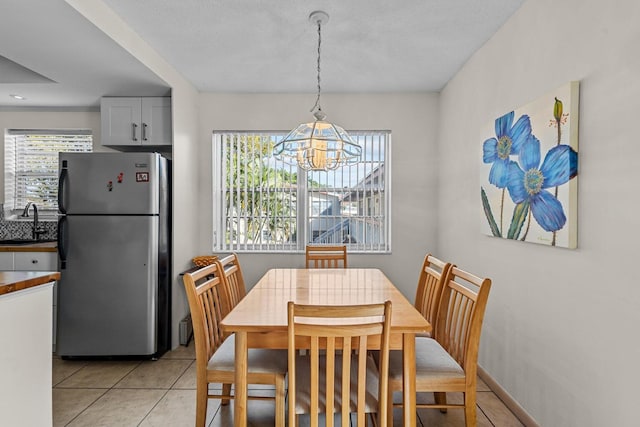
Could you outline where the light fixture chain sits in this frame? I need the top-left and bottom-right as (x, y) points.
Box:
(275, 10), (362, 171)
(311, 18), (322, 114)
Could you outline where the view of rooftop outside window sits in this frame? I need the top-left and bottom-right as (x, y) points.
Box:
(213, 131), (390, 253)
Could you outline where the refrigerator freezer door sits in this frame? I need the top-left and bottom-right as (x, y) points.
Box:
(59, 152), (161, 215)
(57, 215), (158, 356)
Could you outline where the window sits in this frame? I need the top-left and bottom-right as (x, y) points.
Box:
(4, 129), (93, 215)
(213, 131), (390, 253)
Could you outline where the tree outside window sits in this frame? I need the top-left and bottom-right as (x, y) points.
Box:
(214, 131), (390, 253)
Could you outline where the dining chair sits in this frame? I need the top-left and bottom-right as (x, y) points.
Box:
(305, 245), (348, 268)
(214, 253), (246, 314)
(413, 254), (453, 337)
(183, 263), (287, 427)
(371, 254), (451, 370)
(213, 253), (253, 401)
(387, 266), (492, 427)
(287, 301), (392, 427)
(371, 254), (450, 371)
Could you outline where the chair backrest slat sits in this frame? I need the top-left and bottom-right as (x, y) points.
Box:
(414, 254), (452, 334)
(305, 245), (348, 268)
(435, 266), (491, 375)
(288, 301), (391, 427)
(215, 253), (247, 314)
(182, 263), (229, 366)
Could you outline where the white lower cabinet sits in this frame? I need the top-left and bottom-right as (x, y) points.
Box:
(0, 284), (54, 426)
(0, 252), (14, 270)
(2, 251), (58, 351)
(14, 252), (57, 270)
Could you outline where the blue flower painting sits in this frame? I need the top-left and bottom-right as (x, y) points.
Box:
(483, 111), (531, 188)
(481, 82), (579, 248)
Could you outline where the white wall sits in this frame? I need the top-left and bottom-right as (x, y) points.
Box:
(198, 93), (439, 298)
(437, 0), (640, 425)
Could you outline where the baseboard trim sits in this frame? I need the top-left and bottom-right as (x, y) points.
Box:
(477, 365), (540, 427)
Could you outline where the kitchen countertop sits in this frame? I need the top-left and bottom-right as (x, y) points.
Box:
(0, 242), (57, 252)
(0, 271), (61, 296)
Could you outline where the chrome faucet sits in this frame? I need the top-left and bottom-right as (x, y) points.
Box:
(21, 202), (32, 218)
(20, 202), (45, 240)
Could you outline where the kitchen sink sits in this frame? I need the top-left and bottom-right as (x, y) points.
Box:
(0, 239), (57, 245)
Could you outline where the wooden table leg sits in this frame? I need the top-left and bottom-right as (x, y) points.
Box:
(234, 331), (248, 426)
(402, 333), (417, 427)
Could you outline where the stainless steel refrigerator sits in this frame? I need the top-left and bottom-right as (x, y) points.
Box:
(56, 152), (170, 358)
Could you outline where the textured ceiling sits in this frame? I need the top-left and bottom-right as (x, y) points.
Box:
(0, 0), (170, 108)
(0, 0), (524, 107)
(103, 0), (525, 93)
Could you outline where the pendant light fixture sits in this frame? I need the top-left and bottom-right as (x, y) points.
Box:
(273, 11), (361, 171)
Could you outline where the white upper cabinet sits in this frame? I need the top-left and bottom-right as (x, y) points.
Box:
(101, 97), (172, 146)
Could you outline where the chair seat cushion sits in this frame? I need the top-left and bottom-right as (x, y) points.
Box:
(389, 337), (464, 381)
(293, 353), (380, 415)
(415, 331), (432, 338)
(208, 335), (288, 374)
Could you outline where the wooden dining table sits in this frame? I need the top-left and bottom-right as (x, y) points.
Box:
(220, 268), (431, 426)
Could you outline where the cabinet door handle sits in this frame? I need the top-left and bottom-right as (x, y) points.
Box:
(142, 123), (148, 141)
(132, 123), (138, 141)
(32, 259), (38, 264)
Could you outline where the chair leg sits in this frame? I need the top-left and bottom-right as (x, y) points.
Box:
(387, 388), (394, 427)
(288, 395), (296, 427)
(464, 391), (477, 427)
(434, 392), (448, 413)
(221, 383), (232, 405)
(275, 375), (286, 427)
(195, 379), (208, 427)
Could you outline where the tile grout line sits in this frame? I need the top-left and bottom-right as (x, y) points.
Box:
(136, 388), (171, 426)
(477, 390), (497, 427)
(207, 400), (223, 427)
(112, 360), (144, 388)
(416, 408), (426, 427)
(57, 360), (142, 426)
(53, 348), (197, 426)
(132, 358), (195, 426)
(62, 389), (108, 427)
(168, 359), (195, 390)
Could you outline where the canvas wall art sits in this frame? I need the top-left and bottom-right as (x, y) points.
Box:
(481, 81), (579, 248)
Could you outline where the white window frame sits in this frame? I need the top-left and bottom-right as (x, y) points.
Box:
(212, 130), (391, 253)
(4, 129), (93, 216)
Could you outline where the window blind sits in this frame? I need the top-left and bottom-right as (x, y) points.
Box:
(4, 129), (93, 212)
(213, 130), (390, 253)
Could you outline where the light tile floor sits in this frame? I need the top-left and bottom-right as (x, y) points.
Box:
(53, 341), (524, 426)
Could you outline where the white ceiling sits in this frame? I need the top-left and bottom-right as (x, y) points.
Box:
(0, 0), (524, 108)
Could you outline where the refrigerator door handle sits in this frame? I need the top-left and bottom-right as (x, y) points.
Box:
(58, 160), (68, 214)
(58, 216), (68, 269)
